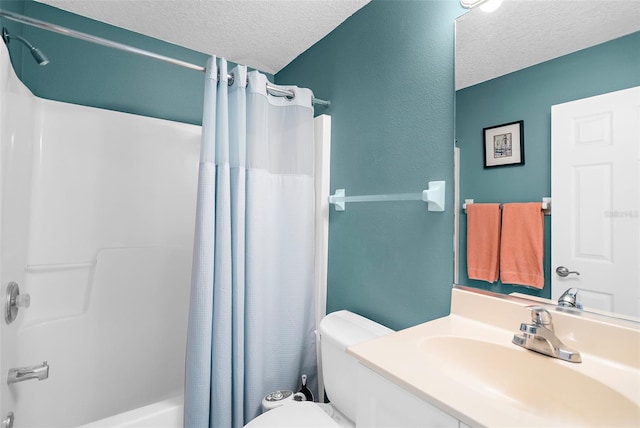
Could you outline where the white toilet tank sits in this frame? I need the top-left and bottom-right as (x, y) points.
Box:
(319, 310), (393, 422)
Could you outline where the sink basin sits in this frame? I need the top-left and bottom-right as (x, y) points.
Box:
(348, 287), (640, 427)
(420, 336), (640, 426)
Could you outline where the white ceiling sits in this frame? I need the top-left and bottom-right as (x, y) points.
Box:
(456, 0), (640, 90)
(35, 0), (371, 74)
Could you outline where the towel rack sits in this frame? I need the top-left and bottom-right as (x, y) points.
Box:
(462, 197), (551, 216)
(328, 181), (446, 212)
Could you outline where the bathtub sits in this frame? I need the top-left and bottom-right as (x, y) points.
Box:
(80, 396), (183, 428)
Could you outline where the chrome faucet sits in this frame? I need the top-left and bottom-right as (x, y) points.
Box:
(558, 287), (582, 309)
(512, 306), (581, 363)
(7, 361), (49, 385)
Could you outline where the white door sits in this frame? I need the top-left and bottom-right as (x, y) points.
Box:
(551, 86), (640, 317)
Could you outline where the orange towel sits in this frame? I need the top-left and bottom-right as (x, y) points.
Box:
(467, 204), (501, 283)
(500, 203), (545, 289)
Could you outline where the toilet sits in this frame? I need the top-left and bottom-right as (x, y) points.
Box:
(244, 310), (394, 427)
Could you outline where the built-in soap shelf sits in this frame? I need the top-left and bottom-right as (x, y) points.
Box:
(328, 181), (446, 212)
(462, 197), (551, 216)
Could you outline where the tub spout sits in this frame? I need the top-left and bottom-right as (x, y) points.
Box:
(7, 361), (49, 385)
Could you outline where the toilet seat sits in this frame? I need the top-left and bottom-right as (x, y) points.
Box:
(244, 402), (349, 428)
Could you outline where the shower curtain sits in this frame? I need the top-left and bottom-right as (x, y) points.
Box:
(184, 57), (317, 428)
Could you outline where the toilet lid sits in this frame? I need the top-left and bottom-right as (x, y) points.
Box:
(244, 402), (340, 428)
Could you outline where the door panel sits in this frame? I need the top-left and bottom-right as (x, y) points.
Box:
(552, 86), (640, 317)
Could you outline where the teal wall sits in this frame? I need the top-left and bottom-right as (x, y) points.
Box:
(277, 0), (463, 330)
(1, 0), (208, 124)
(3, 0), (464, 330)
(456, 32), (640, 298)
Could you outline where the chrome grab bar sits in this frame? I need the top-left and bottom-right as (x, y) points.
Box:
(7, 361), (49, 385)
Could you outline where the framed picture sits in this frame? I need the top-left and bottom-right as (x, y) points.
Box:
(483, 120), (524, 168)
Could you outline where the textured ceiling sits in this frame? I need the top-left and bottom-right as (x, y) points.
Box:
(35, 0), (371, 74)
(456, 0), (640, 90)
(33, 1), (640, 84)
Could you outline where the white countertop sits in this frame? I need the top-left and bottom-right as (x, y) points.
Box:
(348, 287), (640, 427)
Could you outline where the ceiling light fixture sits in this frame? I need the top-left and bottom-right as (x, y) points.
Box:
(460, 0), (487, 8)
(460, 0), (503, 12)
(480, 0), (503, 13)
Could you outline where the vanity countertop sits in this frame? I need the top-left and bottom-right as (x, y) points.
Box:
(348, 286), (640, 427)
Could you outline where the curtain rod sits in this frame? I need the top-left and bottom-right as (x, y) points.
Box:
(0, 9), (330, 107)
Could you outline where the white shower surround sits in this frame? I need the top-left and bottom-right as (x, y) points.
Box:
(0, 41), (201, 426)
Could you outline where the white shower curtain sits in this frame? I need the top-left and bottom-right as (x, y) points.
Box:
(184, 57), (317, 428)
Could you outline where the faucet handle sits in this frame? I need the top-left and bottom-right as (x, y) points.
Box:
(528, 306), (553, 328)
(5, 282), (29, 325)
(15, 293), (30, 308)
(558, 287), (582, 309)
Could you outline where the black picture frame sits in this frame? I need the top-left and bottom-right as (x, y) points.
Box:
(483, 120), (524, 168)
